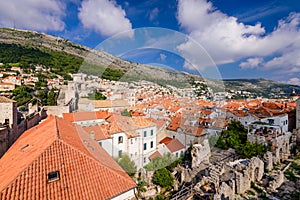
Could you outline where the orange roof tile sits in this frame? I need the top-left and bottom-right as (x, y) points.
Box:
(83, 125), (111, 140)
(160, 137), (173, 145)
(165, 139), (185, 153)
(149, 151), (162, 160)
(62, 110), (111, 122)
(0, 116), (136, 200)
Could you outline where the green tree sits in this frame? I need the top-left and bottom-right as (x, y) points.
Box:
(216, 120), (269, 158)
(88, 91), (106, 100)
(116, 154), (136, 177)
(153, 168), (173, 188)
(121, 109), (131, 117)
(145, 153), (178, 171)
(47, 89), (58, 106)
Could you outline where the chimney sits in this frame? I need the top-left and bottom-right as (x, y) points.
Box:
(90, 131), (95, 140)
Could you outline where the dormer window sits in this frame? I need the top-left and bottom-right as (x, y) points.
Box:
(47, 171), (60, 183)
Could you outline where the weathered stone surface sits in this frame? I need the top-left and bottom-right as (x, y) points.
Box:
(191, 139), (211, 168)
(215, 180), (235, 200)
(268, 171), (285, 192)
(264, 151), (273, 171)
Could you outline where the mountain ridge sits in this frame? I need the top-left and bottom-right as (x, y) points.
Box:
(0, 28), (299, 98)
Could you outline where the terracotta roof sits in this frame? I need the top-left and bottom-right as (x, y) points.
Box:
(132, 117), (155, 128)
(160, 137), (173, 145)
(83, 125), (111, 140)
(149, 151), (162, 160)
(130, 110), (146, 117)
(0, 116), (136, 200)
(165, 139), (185, 153)
(0, 96), (16, 103)
(181, 125), (204, 137)
(152, 119), (167, 131)
(62, 110), (111, 122)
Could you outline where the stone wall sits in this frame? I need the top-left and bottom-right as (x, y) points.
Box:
(191, 139), (211, 168)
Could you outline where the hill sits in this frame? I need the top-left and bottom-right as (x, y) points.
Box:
(0, 28), (193, 87)
(223, 78), (300, 99)
(0, 28), (299, 98)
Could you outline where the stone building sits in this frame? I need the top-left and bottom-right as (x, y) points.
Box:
(0, 96), (17, 130)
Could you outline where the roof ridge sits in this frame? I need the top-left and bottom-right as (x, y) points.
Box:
(54, 116), (60, 139)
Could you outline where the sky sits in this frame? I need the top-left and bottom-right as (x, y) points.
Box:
(0, 0), (300, 84)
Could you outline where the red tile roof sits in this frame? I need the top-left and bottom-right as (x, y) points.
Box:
(160, 137), (173, 145)
(83, 124), (111, 140)
(165, 139), (185, 153)
(62, 110), (111, 122)
(149, 151), (162, 160)
(0, 116), (136, 200)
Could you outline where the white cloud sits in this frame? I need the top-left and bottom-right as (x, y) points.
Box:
(0, 0), (65, 31)
(159, 53), (167, 61)
(149, 8), (159, 21)
(287, 77), (300, 86)
(78, 0), (133, 37)
(177, 0), (300, 71)
(240, 57), (264, 69)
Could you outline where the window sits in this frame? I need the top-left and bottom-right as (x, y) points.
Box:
(118, 150), (122, 157)
(144, 143), (147, 150)
(180, 151), (184, 157)
(144, 131), (147, 137)
(47, 171), (60, 183)
(151, 129), (153, 136)
(144, 157), (147, 163)
(268, 119), (274, 125)
(176, 152), (179, 157)
(150, 141), (153, 148)
(118, 136), (123, 144)
(99, 142), (102, 147)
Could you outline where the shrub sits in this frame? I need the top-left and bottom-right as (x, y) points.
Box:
(116, 154), (136, 177)
(284, 170), (297, 181)
(246, 190), (255, 196)
(153, 168), (173, 188)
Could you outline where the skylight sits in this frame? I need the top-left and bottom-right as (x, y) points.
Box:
(47, 171), (60, 183)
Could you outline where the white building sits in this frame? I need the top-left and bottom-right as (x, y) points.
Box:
(82, 115), (157, 169)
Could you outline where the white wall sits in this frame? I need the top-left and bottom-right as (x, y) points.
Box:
(110, 188), (136, 200)
(97, 125), (157, 169)
(260, 114), (288, 133)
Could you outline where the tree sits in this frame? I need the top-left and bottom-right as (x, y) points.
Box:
(47, 89), (58, 106)
(216, 120), (269, 158)
(116, 154), (136, 177)
(88, 91), (106, 100)
(153, 168), (173, 188)
(121, 109), (131, 117)
(145, 153), (178, 171)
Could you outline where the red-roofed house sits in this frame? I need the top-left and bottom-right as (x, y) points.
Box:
(0, 116), (136, 200)
(62, 110), (111, 126)
(156, 138), (185, 158)
(78, 114), (157, 169)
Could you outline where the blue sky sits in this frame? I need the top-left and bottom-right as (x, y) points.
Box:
(1, 0), (300, 84)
